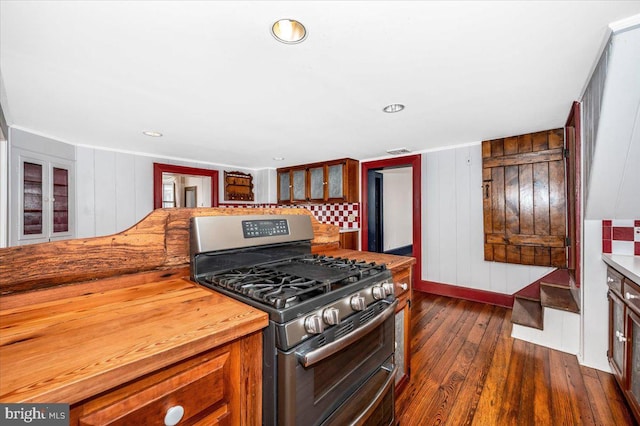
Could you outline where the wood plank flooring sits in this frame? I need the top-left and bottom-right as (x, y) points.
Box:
(396, 292), (635, 425)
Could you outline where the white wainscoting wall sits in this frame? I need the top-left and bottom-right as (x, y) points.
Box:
(422, 143), (554, 294)
(76, 145), (264, 238)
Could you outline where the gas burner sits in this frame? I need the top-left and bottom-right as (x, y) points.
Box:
(202, 255), (386, 310)
(204, 266), (332, 309)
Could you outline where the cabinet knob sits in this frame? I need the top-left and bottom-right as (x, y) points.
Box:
(616, 330), (628, 343)
(164, 405), (185, 426)
(626, 292), (639, 300)
(400, 283), (408, 291)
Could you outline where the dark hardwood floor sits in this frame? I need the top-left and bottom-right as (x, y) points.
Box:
(395, 292), (636, 425)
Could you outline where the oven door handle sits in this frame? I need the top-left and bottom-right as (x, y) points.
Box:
(297, 299), (398, 368)
(352, 363), (397, 426)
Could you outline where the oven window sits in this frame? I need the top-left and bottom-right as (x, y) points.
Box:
(314, 324), (385, 401)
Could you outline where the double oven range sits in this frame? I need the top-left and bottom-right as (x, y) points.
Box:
(190, 215), (397, 425)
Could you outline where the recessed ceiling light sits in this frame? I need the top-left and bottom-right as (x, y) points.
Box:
(143, 131), (163, 137)
(273, 156), (285, 161)
(383, 104), (405, 113)
(272, 19), (307, 44)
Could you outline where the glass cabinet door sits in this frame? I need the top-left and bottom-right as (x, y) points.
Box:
(52, 167), (69, 233)
(23, 161), (44, 237)
(327, 163), (344, 199)
(309, 166), (325, 201)
(278, 171), (291, 202)
(628, 310), (640, 408)
(610, 291), (626, 379)
(12, 149), (75, 245)
(292, 168), (307, 202)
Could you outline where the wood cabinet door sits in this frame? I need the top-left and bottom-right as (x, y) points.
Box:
(291, 167), (308, 202)
(610, 290), (627, 384)
(482, 128), (567, 267)
(308, 165), (327, 202)
(627, 308), (640, 417)
(277, 170), (291, 203)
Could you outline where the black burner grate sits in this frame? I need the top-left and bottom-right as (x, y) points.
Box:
(202, 255), (386, 309)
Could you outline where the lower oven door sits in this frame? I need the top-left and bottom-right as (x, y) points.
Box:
(277, 299), (397, 426)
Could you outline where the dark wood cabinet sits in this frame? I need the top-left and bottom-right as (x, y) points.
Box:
(393, 265), (412, 395)
(277, 158), (359, 204)
(339, 230), (359, 250)
(607, 266), (640, 421)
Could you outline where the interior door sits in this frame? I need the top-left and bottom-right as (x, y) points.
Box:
(565, 102), (581, 286)
(482, 128), (567, 267)
(367, 171), (383, 252)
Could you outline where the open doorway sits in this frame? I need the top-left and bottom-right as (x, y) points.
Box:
(367, 168), (413, 255)
(361, 154), (422, 282)
(153, 163), (219, 209)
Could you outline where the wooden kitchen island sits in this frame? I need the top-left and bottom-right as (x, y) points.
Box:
(0, 207), (416, 424)
(0, 267), (268, 425)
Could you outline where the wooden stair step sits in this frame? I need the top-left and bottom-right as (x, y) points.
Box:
(513, 280), (541, 302)
(539, 269), (571, 288)
(511, 296), (543, 330)
(540, 283), (580, 313)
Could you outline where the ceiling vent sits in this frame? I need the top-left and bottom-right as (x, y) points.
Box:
(386, 148), (411, 155)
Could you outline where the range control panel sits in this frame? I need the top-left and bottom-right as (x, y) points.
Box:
(242, 219), (290, 238)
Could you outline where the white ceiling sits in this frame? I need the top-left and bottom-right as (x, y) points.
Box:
(1, 1), (640, 169)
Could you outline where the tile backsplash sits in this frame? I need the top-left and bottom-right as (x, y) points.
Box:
(602, 219), (640, 256)
(218, 203), (360, 229)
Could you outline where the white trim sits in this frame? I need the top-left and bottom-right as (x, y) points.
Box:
(360, 140), (481, 163)
(609, 13), (640, 34)
(0, 139), (7, 248)
(9, 124), (267, 171)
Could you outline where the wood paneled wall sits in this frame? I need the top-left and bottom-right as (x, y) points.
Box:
(423, 144), (554, 295)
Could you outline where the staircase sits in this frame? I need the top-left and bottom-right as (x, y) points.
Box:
(510, 269), (580, 354)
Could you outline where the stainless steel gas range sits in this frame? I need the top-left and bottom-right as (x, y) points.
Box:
(190, 214), (397, 426)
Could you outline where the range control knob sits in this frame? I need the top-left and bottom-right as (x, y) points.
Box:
(350, 295), (366, 311)
(304, 315), (325, 334)
(372, 286), (386, 300)
(382, 282), (395, 296)
(323, 307), (340, 325)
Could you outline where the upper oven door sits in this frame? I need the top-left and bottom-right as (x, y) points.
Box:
(277, 300), (397, 426)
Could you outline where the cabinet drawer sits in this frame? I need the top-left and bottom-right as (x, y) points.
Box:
(392, 268), (411, 299)
(607, 267), (624, 295)
(79, 349), (233, 426)
(624, 278), (640, 314)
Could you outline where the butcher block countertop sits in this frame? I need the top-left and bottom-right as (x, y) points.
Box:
(319, 248), (416, 271)
(0, 267), (268, 404)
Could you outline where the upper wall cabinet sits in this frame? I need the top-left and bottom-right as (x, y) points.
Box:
(277, 158), (359, 204)
(482, 129), (567, 267)
(10, 148), (75, 245)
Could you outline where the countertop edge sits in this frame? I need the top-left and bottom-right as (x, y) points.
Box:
(318, 248), (416, 270)
(602, 254), (640, 283)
